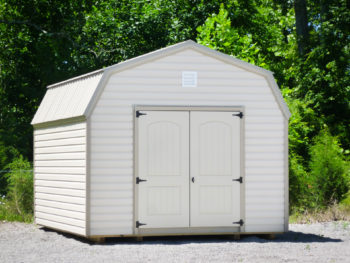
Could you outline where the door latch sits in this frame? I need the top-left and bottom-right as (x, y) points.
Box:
(192, 177), (195, 183)
(136, 177), (147, 184)
(233, 219), (244, 226)
(136, 111), (147, 118)
(136, 221), (147, 228)
(232, 177), (243, 183)
(232, 112), (243, 118)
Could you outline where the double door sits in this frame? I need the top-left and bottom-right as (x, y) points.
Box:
(136, 110), (242, 228)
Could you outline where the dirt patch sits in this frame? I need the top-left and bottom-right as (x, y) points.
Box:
(0, 222), (349, 262)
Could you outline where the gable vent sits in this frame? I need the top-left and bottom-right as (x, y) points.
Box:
(182, 71), (197, 87)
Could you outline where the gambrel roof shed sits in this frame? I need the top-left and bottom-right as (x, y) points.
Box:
(32, 40), (290, 126)
(32, 40), (290, 239)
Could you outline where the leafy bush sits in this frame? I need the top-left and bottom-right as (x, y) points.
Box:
(0, 156), (33, 222)
(309, 130), (349, 207)
(289, 153), (314, 212)
(0, 144), (19, 195)
(285, 94), (323, 164)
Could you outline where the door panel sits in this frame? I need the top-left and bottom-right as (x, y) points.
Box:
(138, 111), (189, 228)
(190, 111), (241, 227)
(198, 121), (233, 176)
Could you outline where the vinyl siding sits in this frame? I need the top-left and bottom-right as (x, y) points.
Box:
(34, 122), (87, 236)
(90, 49), (286, 235)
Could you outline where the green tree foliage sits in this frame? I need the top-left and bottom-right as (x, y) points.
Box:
(0, 0), (349, 212)
(282, 0), (350, 148)
(197, 4), (267, 67)
(0, 0), (95, 168)
(284, 93), (323, 162)
(74, 1), (225, 68)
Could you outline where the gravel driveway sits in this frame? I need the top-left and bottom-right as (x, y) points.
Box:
(1, 221), (349, 263)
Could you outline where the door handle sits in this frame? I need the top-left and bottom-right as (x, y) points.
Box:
(192, 177), (195, 183)
(232, 177), (243, 183)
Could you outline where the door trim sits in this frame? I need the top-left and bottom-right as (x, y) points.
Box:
(133, 105), (245, 234)
(135, 105), (244, 112)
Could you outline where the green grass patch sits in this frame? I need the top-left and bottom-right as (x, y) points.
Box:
(0, 207), (32, 222)
(0, 198), (33, 222)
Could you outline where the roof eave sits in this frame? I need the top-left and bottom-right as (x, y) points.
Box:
(32, 116), (86, 129)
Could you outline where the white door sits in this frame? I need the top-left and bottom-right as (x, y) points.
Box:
(190, 111), (241, 227)
(137, 111), (189, 228)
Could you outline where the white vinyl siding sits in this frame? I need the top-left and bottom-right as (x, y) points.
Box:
(90, 49), (286, 235)
(34, 122), (87, 236)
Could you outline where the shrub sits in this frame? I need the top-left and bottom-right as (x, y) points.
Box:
(2, 156), (33, 221)
(289, 153), (315, 212)
(309, 130), (349, 207)
(289, 154), (308, 212)
(0, 144), (19, 195)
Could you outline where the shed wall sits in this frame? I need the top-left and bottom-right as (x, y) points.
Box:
(34, 122), (87, 236)
(90, 49), (286, 235)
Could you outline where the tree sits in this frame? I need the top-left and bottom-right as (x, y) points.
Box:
(0, 0), (95, 166)
(287, 0), (350, 149)
(0, 0), (348, 210)
(294, 0), (309, 56)
(73, 0), (226, 68)
(197, 4), (267, 67)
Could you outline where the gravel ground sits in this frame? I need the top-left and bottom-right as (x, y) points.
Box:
(1, 222), (350, 263)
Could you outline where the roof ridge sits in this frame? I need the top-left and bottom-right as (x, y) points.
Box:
(47, 68), (105, 89)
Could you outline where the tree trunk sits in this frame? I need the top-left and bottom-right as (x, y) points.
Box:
(294, 0), (309, 56)
(319, 0), (329, 47)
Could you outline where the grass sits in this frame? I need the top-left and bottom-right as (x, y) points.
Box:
(0, 198), (33, 223)
(290, 203), (350, 224)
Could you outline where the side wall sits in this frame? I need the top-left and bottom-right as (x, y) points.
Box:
(34, 121), (87, 236)
(90, 49), (286, 235)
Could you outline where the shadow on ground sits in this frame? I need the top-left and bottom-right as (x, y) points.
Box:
(40, 227), (342, 245)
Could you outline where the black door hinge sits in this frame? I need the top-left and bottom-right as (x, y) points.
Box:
(136, 177), (147, 184)
(232, 112), (243, 118)
(233, 219), (244, 226)
(232, 177), (243, 183)
(136, 111), (147, 118)
(136, 221), (147, 228)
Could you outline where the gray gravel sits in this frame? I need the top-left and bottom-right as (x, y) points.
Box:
(1, 221), (350, 263)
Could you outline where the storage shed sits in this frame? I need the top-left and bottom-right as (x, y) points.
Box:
(31, 40), (291, 239)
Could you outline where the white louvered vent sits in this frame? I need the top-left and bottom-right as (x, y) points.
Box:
(182, 71), (197, 87)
